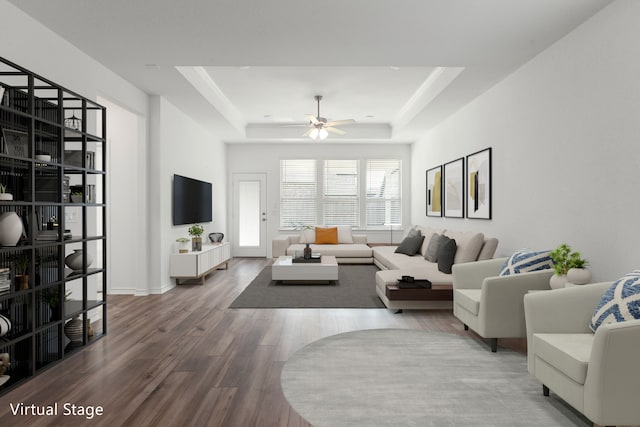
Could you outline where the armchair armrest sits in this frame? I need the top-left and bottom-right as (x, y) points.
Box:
(584, 318), (640, 425)
(452, 257), (507, 290)
(477, 269), (554, 338)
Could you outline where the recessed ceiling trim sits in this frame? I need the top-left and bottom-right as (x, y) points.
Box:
(245, 123), (391, 140)
(176, 66), (246, 133)
(392, 66), (464, 132)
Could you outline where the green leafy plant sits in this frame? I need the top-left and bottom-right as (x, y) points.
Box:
(0, 183), (8, 193)
(188, 224), (204, 237)
(549, 243), (588, 275)
(11, 253), (29, 276)
(40, 288), (72, 308)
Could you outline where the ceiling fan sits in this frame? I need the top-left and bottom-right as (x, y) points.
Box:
(303, 95), (355, 140)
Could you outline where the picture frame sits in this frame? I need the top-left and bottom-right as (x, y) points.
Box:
(444, 157), (465, 218)
(2, 128), (29, 158)
(425, 165), (443, 217)
(466, 147), (492, 219)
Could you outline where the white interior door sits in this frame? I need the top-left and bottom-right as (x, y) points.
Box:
(233, 173), (267, 257)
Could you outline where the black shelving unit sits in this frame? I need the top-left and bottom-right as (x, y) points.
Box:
(0, 57), (107, 394)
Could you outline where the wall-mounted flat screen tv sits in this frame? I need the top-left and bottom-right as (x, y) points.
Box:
(173, 174), (212, 225)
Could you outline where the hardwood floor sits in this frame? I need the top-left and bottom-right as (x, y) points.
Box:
(0, 258), (526, 427)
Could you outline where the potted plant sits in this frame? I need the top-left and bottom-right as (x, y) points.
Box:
(40, 288), (71, 321)
(188, 224), (204, 251)
(549, 244), (590, 288)
(176, 237), (189, 253)
(0, 184), (13, 201)
(70, 191), (83, 203)
(566, 251), (591, 286)
(11, 253), (30, 290)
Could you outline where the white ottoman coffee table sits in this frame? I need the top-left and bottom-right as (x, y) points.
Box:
(272, 255), (339, 284)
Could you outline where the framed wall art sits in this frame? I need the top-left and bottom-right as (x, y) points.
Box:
(426, 165), (443, 217)
(2, 128), (29, 158)
(466, 147), (492, 219)
(444, 157), (464, 218)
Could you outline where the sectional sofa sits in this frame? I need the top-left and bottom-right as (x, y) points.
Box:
(373, 226), (498, 310)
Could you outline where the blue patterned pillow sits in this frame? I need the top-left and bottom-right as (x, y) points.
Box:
(590, 271), (640, 332)
(499, 250), (553, 276)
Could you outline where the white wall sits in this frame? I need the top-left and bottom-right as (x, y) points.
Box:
(148, 96), (227, 293)
(0, 1), (153, 294)
(226, 143), (412, 255)
(411, 0), (640, 281)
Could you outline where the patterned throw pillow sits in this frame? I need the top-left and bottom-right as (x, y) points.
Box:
(499, 250), (553, 276)
(590, 271), (640, 332)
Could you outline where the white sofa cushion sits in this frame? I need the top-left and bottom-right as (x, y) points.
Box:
(533, 333), (593, 385)
(336, 225), (354, 244)
(299, 228), (315, 244)
(444, 231), (484, 264)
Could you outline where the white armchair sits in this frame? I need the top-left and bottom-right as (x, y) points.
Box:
(452, 257), (553, 352)
(524, 283), (640, 427)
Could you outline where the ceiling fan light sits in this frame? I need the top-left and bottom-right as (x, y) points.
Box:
(318, 128), (329, 140)
(309, 128), (320, 140)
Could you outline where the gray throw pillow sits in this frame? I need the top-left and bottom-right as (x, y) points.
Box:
(394, 235), (425, 256)
(437, 237), (457, 274)
(424, 233), (444, 262)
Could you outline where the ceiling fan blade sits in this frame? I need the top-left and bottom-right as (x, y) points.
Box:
(302, 128), (314, 137)
(325, 119), (355, 127)
(305, 114), (320, 125)
(325, 126), (346, 135)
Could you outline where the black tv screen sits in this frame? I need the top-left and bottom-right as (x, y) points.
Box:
(173, 174), (213, 225)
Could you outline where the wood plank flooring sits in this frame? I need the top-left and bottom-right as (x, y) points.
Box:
(0, 258), (529, 426)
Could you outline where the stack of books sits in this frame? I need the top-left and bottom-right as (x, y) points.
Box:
(35, 229), (73, 241)
(0, 268), (10, 295)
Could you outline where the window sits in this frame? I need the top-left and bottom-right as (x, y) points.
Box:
(366, 159), (401, 227)
(280, 159), (317, 228)
(323, 160), (359, 226)
(280, 158), (401, 228)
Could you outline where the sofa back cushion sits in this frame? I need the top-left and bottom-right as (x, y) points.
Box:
(299, 228), (315, 244)
(444, 231), (484, 264)
(590, 270), (640, 332)
(477, 238), (499, 261)
(315, 227), (339, 244)
(336, 225), (354, 244)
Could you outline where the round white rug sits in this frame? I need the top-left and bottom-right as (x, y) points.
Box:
(281, 329), (589, 427)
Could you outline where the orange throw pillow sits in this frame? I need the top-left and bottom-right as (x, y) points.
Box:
(315, 227), (339, 244)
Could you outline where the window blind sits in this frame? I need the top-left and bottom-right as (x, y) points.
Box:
(323, 160), (359, 226)
(366, 159), (401, 226)
(280, 159), (317, 228)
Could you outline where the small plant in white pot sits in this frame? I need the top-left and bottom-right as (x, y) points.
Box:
(188, 224), (204, 251)
(176, 237), (189, 253)
(0, 184), (13, 201)
(549, 243), (590, 288)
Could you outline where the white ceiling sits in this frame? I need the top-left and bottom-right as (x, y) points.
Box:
(9, 0), (612, 143)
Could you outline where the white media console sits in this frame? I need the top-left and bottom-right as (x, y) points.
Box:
(169, 242), (232, 285)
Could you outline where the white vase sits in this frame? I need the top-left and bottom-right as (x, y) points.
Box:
(0, 211), (23, 246)
(549, 274), (568, 290)
(0, 193), (13, 201)
(65, 249), (93, 271)
(567, 268), (592, 285)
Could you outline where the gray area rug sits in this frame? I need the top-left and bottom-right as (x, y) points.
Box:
(281, 329), (590, 427)
(229, 265), (385, 308)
